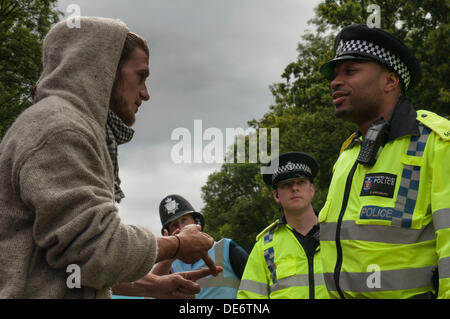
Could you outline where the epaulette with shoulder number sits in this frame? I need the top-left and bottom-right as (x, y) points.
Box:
(255, 219), (279, 242)
(417, 110), (450, 141)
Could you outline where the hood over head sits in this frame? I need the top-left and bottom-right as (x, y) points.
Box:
(34, 16), (129, 127)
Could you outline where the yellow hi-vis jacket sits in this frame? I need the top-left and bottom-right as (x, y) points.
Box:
(319, 105), (450, 299)
(237, 216), (330, 299)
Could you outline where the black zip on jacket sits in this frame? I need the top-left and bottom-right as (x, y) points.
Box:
(280, 214), (321, 299)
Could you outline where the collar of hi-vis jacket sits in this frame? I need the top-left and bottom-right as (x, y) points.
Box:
(276, 214), (321, 256)
(277, 213), (320, 239)
(386, 100), (420, 142)
(345, 100), (420, 152)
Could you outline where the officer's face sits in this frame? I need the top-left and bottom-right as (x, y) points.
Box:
(274, 178), (315, 213)
(330, 60), (388, 126)
(110, 47), (150, 126)
(167, 214), (196, 235)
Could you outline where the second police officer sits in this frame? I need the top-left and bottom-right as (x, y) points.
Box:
(238, 152), (330, 299)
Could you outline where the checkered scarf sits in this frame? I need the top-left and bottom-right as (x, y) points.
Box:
(105, 110), (134, 203)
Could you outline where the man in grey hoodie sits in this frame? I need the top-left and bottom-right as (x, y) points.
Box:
(0, 17), (217, 298)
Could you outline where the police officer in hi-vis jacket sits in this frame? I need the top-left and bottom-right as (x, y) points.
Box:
(238, 152), (330, 299)
(318, 24), (450, 299)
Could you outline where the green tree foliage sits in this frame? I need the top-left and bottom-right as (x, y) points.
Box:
(201, 0), (449, 250)
(0, 0), (60, 140)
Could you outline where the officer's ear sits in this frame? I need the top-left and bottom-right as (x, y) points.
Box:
(273, 189), (280, 203)
(382, 67), (401, 94)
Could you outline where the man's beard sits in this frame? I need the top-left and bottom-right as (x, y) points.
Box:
(109, 78), (135, 126)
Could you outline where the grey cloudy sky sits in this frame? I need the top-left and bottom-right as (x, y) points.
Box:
(56, 0), (322, 237)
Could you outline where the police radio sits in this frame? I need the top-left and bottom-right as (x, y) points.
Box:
(356, 117), (390, 166)
(357, 94), (404, 166)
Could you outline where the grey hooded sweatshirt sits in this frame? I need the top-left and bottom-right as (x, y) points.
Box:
(0, 17), (157, 298)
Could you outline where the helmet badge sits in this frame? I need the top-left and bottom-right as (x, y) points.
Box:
(164, 197), (179, 215)
(285, 161), (295, 170)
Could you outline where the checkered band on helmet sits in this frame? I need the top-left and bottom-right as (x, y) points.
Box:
(272, 162), (312, 180)
(337, 39), (411, 91)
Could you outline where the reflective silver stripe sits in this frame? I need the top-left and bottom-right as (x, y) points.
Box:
(314, 273), (326, 286)
(438, 256), (450, 279)
(198, 276), (241, 289)
(270, 273), (326, 293)
(433, 208), (450, 231)
(324, 266), (434, 293)
(271, 274), (308, 292)
(320, 220), (435, 244)
(238, 279), (269, 297)
(197, 239), (240, 289)
(214, 239), (225, 266)
(323, 272), (338, 292)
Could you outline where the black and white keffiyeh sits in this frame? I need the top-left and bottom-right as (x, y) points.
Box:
(105, 110), (134, 203)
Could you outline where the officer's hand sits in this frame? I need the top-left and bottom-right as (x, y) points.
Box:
(175, 224), (218, 274)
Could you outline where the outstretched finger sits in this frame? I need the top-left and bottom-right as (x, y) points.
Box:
(182, 267), (223, 282)
(201, 253), (219, 276)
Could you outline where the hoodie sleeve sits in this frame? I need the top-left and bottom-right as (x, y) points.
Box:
(16, 128), (157, 290)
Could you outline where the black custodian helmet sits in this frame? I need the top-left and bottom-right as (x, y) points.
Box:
(159, 194), (205, 235)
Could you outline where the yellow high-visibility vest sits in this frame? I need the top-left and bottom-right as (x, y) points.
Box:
(238, 218), (330, 299)
(319, 109), (450, 299)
